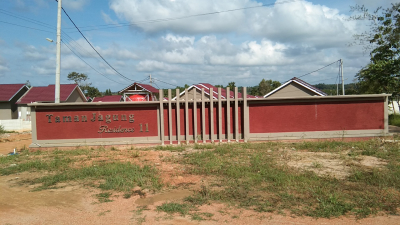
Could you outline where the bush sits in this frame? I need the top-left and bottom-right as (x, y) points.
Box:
(389, 114), (400, 126)
(0, 125), (6, 134)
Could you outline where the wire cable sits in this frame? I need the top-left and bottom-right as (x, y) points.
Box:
(0, 9), (56, 29)
(62, 40), (126, 85)
(64, 0), (300, 32)
(297, 60), (340, 78)
(55, 0), (136, 82)
(153, 78), (177, 88)
(0, 20), (54, 33)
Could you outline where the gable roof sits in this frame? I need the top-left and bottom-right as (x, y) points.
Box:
(92, 95), (122, 102)
(173, 83), (258, 100)
(119, 82), (159, 94)
(263, 77), (327, 98)
(17, 84), (86, 104)
(0, 84), (29, 102)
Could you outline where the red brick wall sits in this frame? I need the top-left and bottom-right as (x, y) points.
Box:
(249, 100), (384, 133)
(36, 107), (158, 140)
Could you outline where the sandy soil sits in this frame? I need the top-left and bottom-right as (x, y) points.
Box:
(0, 132), (31, 155)
(0, 133), (399, 225)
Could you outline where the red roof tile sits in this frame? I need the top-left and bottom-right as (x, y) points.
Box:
(92, 95), (122, 102)
(119, 83), (159, 93)
(0, 84), (28, 101)
(17, 84), (82, 104)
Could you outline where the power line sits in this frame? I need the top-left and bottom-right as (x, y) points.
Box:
(64, 0), (300, 32)
(0, 9), (55, 29)
(297, 60), (340, 78)
(153, 78), (177, 88)
(55, 0), (136, 82)
(0, 20), (53, 33)
(61, 40), (126, 85)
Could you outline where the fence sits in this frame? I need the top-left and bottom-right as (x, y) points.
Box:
(0, 119), (31, 132)
(29, 88), (389, 148)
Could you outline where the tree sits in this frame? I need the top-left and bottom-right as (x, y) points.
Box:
(258, 79), (281, 96)
(104, 89), (112, 96)
(227, 82), (236, 90)
(86, 86), (102, 97)
(351, 4), (400, 95)
(351, 3), (400, 111)
(67, 72), (89, 85)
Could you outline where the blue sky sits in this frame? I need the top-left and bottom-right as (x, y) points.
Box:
(0, 0), (397, 91)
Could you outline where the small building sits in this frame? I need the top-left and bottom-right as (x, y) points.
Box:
(264, 77), (327, 98)
(173, 83), (258, 100)
(17, 84), (86, 120)
(0, 84), (30, 120)
(92, 95), (122, 102)
(119, 83), (159, 102)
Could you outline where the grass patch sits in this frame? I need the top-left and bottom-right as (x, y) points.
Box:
(157, 202), (192, 215)
(27, 162), (162, 192)
(96, 192), (113, 203)
(179, 139), (400, 218)
(0, 147), (162, 195)
(154, 145), (186, 152)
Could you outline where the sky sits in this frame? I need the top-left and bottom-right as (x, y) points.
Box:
(0, 0), (397, 92)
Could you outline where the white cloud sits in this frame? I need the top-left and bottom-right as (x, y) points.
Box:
(101, 11), (118, 24)
(63, 0), (90, 11)
(147, 34), (288, 66)
(109, 0), (253, 34)
(109, 0), (355, 47)
(136, 60), (181, 72)
(0, 55), (9, 75)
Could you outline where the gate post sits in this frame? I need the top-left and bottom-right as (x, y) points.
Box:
(243, 87), (249, 142)
(159, 89), (165, 145)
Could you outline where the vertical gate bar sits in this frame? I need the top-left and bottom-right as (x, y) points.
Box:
(243, 87), (249, 142)
(218, 87), (222, 142)
(384, 95), (389, 134)
(185, 88), (189, 144)
(210, 88), (214, 143)
(201, 88), (206, 143)
(176, 89), (180, 144)
(193, 89), (197, 143)
(168, 89), (172, 144)
(235, 87), (239, 142)
(159, 89), (164, 145)
(226, 87), (230, 142)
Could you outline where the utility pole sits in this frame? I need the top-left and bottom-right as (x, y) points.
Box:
(55, 0), (62, 103)
(149, 74), (153, 86)
(340, 59), (345, 95)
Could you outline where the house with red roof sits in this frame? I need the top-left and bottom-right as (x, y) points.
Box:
(0, 84), (29, 120)
(263, 77), (327, 98)
(119, 82), (159, 101)
(16, 84), (86, 120)
(92, 95), (122, 102)
(173, 83), (258, 100)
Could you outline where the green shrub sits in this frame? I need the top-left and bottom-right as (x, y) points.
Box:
(389, 114), (400, 126)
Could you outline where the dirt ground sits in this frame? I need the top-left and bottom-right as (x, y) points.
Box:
(1, 133), (400, 225)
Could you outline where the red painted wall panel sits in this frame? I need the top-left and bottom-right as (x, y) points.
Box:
(36, 107), (158, 140)
(249, 100), (384, 133)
